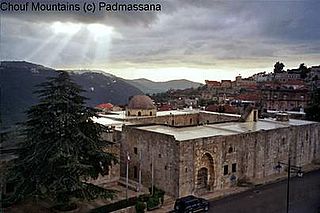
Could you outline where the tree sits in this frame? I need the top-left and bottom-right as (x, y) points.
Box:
(305, 88), (320, 122)
(6, 71), (117, 210)
(273, 61), (285, 73)
(298, 63), (309, 79)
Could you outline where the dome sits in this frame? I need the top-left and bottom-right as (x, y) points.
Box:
(127, 95), (156, 110)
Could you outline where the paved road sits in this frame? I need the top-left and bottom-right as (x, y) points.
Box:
(209, 170), (320, 213)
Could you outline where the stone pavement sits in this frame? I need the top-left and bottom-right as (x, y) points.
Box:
(151, 163), (320, 213)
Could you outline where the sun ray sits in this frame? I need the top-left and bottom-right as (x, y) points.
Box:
(43, 33), (77, 67)
(24, 34), (57, 61)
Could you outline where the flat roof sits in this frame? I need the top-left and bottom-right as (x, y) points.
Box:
(135, 119), (317, 141)
(92, 116), (130, 131)
(96, 109), (241, 121)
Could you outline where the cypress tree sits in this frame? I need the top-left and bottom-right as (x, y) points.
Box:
(7, 71), (117, 209)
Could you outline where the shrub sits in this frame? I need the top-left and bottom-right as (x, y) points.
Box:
(138, 194), (150, 202)
(135, 201), (146, 213)
(146, 196), (160, 210)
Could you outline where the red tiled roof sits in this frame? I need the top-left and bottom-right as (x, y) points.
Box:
(205, 80), (221, 86)
(96, 103), (113, 109)
(205, 104), (219, 112)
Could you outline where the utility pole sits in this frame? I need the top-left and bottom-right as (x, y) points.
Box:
(286, 157), (291, 213)
(138, 149), (142, 193)
(151, 151), (154, 196)
(126, 151), (130, 200)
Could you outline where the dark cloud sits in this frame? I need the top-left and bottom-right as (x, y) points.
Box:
(1, 0), (163, 26)
(0, 0), (319, 74)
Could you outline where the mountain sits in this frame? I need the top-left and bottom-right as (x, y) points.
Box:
(126, 78), (203, 94)
(0, 61), (143, 128)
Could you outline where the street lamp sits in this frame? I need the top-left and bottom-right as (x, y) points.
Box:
(274, 159), (304, 213)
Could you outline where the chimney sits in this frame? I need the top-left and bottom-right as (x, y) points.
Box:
(276, 113), (289, 122)
(240, 106), (258, 122)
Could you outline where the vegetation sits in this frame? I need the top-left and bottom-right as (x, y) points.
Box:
(5, 71), (118, 210)
(305, 88), (320, 122)
(146, 186), (165, 210)
(146, 196), (160, 210)
(135, 201), (146, 213)
(273, 61), (285, 73)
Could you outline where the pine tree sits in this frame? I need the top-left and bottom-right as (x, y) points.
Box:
(7, 71), (117, 209)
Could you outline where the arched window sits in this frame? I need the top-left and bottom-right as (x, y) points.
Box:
(127, 111), (130, 116)
(228, 147), (233, 153)
(138, 111), (141, 116)
(150, 111), (153, 116)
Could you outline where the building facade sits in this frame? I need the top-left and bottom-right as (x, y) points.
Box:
(120, 113), (320, 198)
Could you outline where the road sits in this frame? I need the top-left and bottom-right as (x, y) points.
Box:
(209, 170), (320, 213)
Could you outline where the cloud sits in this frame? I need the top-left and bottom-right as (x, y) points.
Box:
(1, 0), (319, 80)
(1, 0), (162, 26)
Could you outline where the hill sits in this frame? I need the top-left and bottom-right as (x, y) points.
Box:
(0, 61), (143, 128)
(126, 78), (203, 94)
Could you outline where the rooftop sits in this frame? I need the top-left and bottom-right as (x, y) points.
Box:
(98, 110), (241, 121)
(127, 95), (156, 110)
(135, 119), (317, 141)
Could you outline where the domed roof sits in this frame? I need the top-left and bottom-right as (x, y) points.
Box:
(127, 95), (156, 110)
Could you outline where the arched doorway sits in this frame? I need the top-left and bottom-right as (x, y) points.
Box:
(197, 167), (208, 189)
(196, 153), (214, 193)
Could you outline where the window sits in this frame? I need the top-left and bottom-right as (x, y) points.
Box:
(165, 165), (168, 170)
(228, 147), (233, 153)
(190, 118), (193, 124)
(150, 111), (153, 116)
(134, 147), (138, 155)
(185, 168), (188, 173)
(232, 163), (237, 173)
(134, 166), (138, 179)
(138, 111), (142, 116)
(172, 120), (174, 126)
(159, 153), (162, 158)
(127, 111), (130, 116)
(223, 165), (228, 175)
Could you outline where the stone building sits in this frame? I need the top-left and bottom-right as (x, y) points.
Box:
(260, 86), (311, 111)
(120, 113), (320, 198)
(126, 95), (157, 117)
(93, 95), (320, 199)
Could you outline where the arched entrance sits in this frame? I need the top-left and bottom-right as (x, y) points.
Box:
(197, 167), (208, 189)
(196, 153), (214, 193)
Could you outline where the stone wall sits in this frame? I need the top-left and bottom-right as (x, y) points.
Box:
(121, 120), (320, 198)
(124, 111), (239, 127)
(198, 112), (239, 124)
(124, 113), (199, 127)
(121, 125), (180, 197)
(126, 109), (157, 117)
(88, 130), (121, 186)
(178, 122), (320, 197)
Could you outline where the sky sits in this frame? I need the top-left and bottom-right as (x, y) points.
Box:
(1, 0), (319, 83)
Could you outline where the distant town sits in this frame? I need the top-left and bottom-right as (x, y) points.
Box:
(139, 62), (320, 120)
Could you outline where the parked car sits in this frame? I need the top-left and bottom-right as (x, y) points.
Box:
(174, 195), (209, 212)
